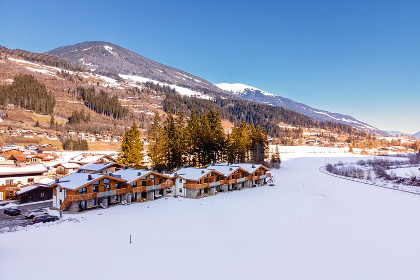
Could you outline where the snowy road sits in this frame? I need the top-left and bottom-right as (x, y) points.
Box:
(1, 153), (420, 280)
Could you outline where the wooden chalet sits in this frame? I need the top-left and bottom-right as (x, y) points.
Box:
(16, 184), (53, 204)
(51, 173), (127, 212)
(171, 167), (225, 198)
(112, 167), (173, 202)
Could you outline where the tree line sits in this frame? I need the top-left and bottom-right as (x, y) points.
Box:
(0, 74), (56, 115)
(147, 110), (268, 171)
(162, 89), (367, 138)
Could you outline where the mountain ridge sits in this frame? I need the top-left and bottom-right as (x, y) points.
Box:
(216, 83), (386, 135)
(46, 41), (386, 135)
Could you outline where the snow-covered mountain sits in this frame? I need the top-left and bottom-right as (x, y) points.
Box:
(47, 41), (386, 135)
(47, 41), (225, 97)
(216, 83), (386, 135)
(412, 131), (420, 139)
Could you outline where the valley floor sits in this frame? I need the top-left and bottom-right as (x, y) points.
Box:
(1, 152), (420, 280)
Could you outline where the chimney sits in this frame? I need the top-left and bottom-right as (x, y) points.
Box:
(201, 170), (205, 174)
(137, 171), (142, 176)
(88, 174), (92, 180)
(124, 166), (128, 169)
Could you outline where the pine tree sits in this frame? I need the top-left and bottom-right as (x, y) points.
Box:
(271, 145), (281, 169)
(251, 125), (268, 163)
(186, 110), (200, 166)
(148, 112), (166, 170)
(118, 122), (144, 167)
(49, 115), (55, 128)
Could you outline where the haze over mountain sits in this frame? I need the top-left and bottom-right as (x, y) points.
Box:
(47, 41), (386, 135)
(412, 131), (420, 139)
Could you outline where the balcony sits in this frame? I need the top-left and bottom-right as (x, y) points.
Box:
(115, 187), (129, 195)
(67, 192), (97, 202)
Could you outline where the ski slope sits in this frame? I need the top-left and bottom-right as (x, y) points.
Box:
(1, 152), (420, 280)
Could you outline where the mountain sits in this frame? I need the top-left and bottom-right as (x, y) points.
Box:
(216, 83), (386, 135)
(47, 41), (385, 135)
(46, 41), (225, 96)
(412, 131), (420, 139)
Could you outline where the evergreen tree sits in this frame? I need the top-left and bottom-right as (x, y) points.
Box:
(185, 110), (201, 166)
(118, 122), (144, 167)
(49, 115), (55, 128)
(270, 145), (281, 169)
(251, 125), (268, 163)
(148, 112), (166, 170)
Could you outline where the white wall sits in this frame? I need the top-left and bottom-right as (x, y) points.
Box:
(53, 186), (66, 208)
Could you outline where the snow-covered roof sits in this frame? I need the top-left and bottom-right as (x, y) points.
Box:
(206, 164), (244, 176)
(55, 162), (80, 169)
(230, 163), (267, 174)
(53, 173), (107, 190)
(0, 163), (47, 176)
(16, 184), (50, 195)
(171, 167), (219, 181)
(112, 168), (154, 184)
(78, 162), (117, 172)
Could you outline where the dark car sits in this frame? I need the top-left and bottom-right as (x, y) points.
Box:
(3, 207), (21, 216)
(33, 215), (59, 223)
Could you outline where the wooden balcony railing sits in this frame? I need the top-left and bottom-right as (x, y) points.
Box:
(115, 188), (129, 195)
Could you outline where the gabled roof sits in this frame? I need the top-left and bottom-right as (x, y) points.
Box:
(70, 154), (116, 165)
(206, 164), (249, 177)
(230, 163), (269, 174)
(0, 163), (47, 176)
(16, 184), (50, 195)
(78, 162), (119, 172)
(171, 167), (224, 181)
(112, 168), (169, 184)
(54, 162), (81, 169)
(51, 172), (125, 190)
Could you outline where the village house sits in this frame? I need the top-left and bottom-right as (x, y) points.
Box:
(69, 153), (116, 165)
(77, 162), (121, 174)
(0, 163), (48, 200)
(171, 167), (225, 198)
(54, 162), (81, 176)
(112, 167), (173, 202)
(51, 172), (127, 212)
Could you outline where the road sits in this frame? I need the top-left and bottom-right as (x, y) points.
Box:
(0, 201), (53, 230)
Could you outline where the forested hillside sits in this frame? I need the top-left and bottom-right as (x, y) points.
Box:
(0, 74), (56, 115)
(162, 90), (366, 137)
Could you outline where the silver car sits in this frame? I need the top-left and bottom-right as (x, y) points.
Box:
(24, 209), (48, 219)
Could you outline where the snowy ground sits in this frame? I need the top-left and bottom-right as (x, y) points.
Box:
(2, 152), (420, 280)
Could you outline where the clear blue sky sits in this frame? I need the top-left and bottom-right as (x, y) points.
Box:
(1, 0), (419, 133)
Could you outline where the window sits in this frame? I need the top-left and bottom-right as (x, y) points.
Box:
(40, 192), (45, 198)
(6, 179), (13, 185)
(59, 188), (62, 193)
(78, 188), (87, 195)
(93, 180), (100, 185)
(105, 185), (110, 191)
(59, 199), (62, 205)
(179, 178), (182, 183)
(141, 181), (147, 187)
(149, 174), (155, 179)
(92, 199), (98, 206)
(92, 186), (99, 193)
(28, 178), (34, 183)
(103, 179), (110, 184)
(204, 178), (208, 183)
(179, 188), (183, 193)
(115, 183), (121, 189)
(131, 182), (137, 187)
(159, 178), (163, 184)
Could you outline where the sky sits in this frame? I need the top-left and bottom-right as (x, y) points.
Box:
(1, 0), (419, 133)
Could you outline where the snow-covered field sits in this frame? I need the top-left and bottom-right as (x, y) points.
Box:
(2, 152), (420, 280)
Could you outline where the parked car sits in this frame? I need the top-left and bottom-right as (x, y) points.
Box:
(3, 207), (21, 216)
(33, 215), (59, 223)
(24, 209), (48, 219)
